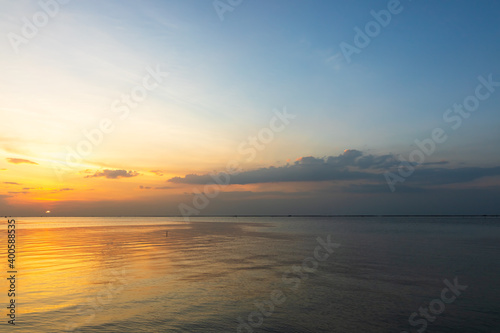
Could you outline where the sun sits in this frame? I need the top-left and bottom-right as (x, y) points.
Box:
(45, 210), (51, 214)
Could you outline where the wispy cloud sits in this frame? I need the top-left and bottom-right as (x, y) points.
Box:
(140, 185), (171, 190)
(86, 170), (140, 179)
(402, 166), (500, 186)
(154, 186), (171, 190)
(52, 188), (75, 192)
(6, 158), (38, 165)
(421, 161), (450, 166)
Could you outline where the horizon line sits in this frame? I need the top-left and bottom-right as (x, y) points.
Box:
(4, 214), (500, 218)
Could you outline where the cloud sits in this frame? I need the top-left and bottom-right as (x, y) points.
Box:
(168, 166), (376, 185)
(140, 185), (171, 190)
(405, 166), (500, 186)
(167, 150), (500, 191)
(51, 188), (75, 192)
(86, 169), (140, 179)
(6, 158), (38, 165)
(150, 170), (165, 176)
(421, 161), (450, 166)
(3, 182), (20, 185)
(169, 150), (392, 185)
(341, 184), (426, 193)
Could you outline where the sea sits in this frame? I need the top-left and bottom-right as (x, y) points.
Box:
(1, 216), (499, 332)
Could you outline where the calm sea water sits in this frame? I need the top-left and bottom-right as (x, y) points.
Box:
(2, 216), (499, 332)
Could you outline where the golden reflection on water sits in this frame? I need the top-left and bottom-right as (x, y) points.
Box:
(14, 224), (187, 330)
(3, 218), (305, 332)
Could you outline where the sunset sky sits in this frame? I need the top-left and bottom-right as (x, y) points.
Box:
(1, 0), (500, 216)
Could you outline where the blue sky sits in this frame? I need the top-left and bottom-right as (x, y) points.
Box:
(1, 0), (500, 215)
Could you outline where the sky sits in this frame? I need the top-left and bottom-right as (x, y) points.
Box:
(1, 0), (500, 216)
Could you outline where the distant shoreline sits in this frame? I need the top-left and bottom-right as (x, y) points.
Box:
(6, 215), (500, 218)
